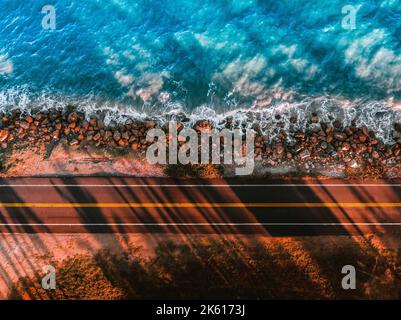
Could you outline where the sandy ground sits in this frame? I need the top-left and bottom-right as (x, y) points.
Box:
(2, 144), (165, 177)
(1, 142), (350, 179)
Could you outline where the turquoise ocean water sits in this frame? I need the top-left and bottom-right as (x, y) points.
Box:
(1, 1), (401, 141)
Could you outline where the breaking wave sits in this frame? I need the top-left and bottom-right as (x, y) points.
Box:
(1, 87), (401, 144)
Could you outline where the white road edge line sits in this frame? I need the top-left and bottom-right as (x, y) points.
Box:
(1, 184), (401, 188)
(1, 222), (401, 226)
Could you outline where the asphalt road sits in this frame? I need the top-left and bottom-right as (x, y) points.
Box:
(0, 177), (401, 235)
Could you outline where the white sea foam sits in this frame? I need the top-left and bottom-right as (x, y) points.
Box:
(0, 54), (13, 75)
(345, 29), (401, 93)
(0, 87), (400, 144)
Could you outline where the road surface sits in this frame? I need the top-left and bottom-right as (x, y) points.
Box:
(0, 177), (401, 235)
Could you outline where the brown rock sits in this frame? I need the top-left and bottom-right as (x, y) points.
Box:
(265, 146), (273, 154)
(131, 143), (140, 150)
(333, 120), (342, 128)
(144, 121), (156, 129)
(359, 134), (367, 143)
(0, 130), (8, 142)
(276, 144), (284, 156)
(104, 131), (112, 141)
(372, 150), (380, 159)
(67, 112), (79, 123)
(89, 118), (97, 127)
(97, 119), (104, 129)
(361, 126), (369, 136)
(344, 127), (353, 136)
(355, 144), (367, 154)
(194, 120), (212, 133)
(69, 139), (79, 146)
(122, 132), (129, 140)
(93, 133), (101, 141)
(253, 123), (262, 134)
(295, 132), (306, 141)
(19, 121), (30, 130)
(278, 129), (287, 139)
(49, 111), (60, 121)
(341, 142), (351, 151)
(377, 142), (385, 151)
(51, 130), (59, 140)
(298, 149), (310, 160)
(333, 132), (347, 141)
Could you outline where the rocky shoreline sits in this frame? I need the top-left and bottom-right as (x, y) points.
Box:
(1, 107), (401, 178)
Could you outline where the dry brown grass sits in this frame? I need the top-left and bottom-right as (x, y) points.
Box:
(8, 235), (401, 300)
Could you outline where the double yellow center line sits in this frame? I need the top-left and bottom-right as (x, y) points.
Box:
(0, 202), (400, 208)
